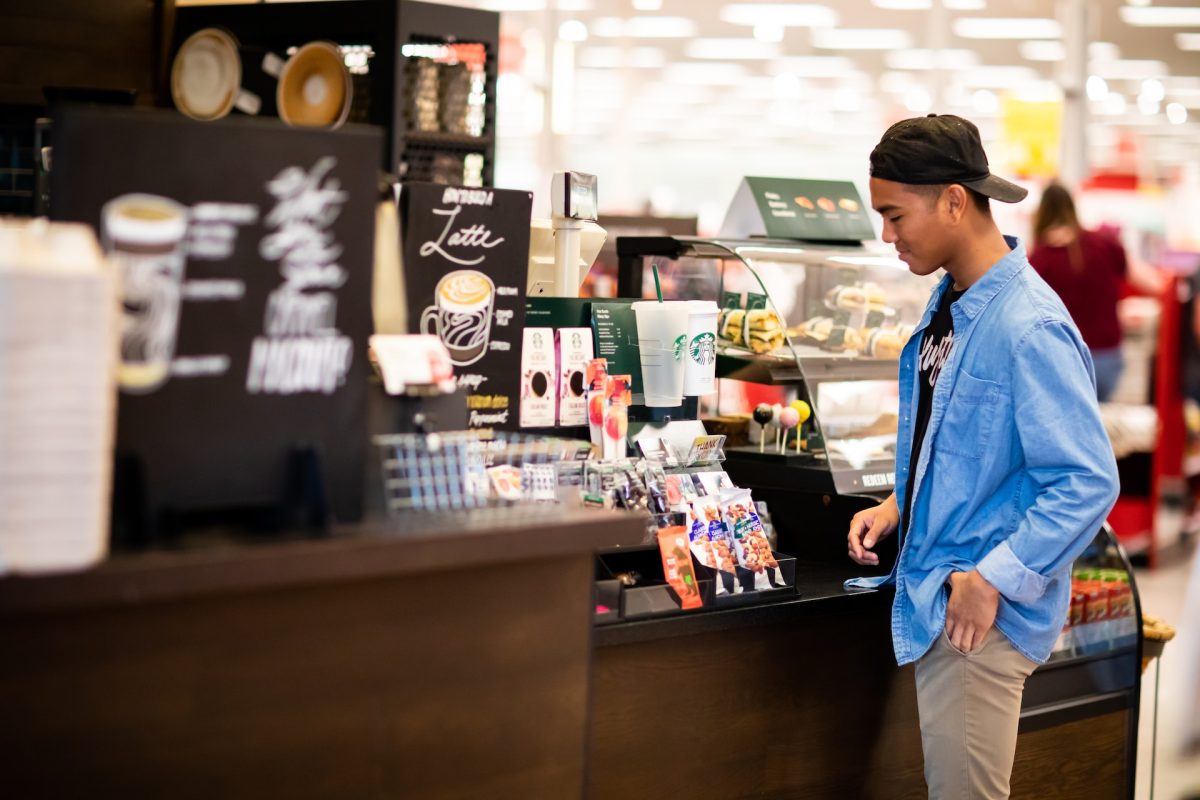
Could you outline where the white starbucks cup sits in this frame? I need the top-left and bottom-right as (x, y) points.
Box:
(632, 300), (688, 407)
(684, 300), (719, 396)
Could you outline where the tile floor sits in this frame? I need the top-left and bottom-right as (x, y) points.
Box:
(1133, 538), (1200, 799)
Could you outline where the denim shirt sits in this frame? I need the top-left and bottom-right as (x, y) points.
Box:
(847, 236), (1120, 666)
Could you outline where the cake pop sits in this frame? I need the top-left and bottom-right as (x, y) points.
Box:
(753, 403), (773, 453)
(778, 406), (800, 454)
(792, 400), (812, 453)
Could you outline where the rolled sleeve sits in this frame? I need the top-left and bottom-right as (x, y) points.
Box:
(977, 540), (1048, 603)
(989, 319), (1119, 601)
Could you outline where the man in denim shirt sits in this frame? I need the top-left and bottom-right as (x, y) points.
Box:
(846, 115), (1120, 799)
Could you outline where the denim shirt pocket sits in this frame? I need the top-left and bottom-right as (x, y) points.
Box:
(933, 370), (1002, 460)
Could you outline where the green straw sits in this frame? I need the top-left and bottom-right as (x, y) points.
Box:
(652, 262), (664, 302)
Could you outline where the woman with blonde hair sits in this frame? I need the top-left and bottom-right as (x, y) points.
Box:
(1029, 183), (1129, 401)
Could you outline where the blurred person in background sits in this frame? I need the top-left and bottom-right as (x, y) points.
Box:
(1027, 184), (1128, 402)
(1029, 183), (1129, 402)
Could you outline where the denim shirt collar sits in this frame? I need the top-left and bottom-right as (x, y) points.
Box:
(948, 235), (1027, 322)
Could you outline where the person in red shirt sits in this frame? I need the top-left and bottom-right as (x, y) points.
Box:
(1029, 183), (1128, 401)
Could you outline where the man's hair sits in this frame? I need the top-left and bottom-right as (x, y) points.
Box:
(913, 183), (991, 216)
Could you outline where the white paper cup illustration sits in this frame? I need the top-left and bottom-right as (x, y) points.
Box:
(101, 193), (189, 393)
(421, 270), (495, 366)
(684, 300), (719, 396)
(632, 300), (688, 407)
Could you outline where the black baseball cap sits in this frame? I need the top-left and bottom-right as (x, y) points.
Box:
(869, 113), (1028, 203)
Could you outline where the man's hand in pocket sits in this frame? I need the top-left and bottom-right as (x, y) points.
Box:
(945, 570), (1000, 653)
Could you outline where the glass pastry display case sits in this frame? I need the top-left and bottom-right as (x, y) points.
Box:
(617, 236), (939, 496)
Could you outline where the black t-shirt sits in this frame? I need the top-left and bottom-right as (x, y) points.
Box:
(903, 286), (964, 533)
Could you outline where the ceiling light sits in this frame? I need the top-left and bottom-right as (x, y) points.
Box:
(754, 22), (785, 42)
(1086, 76), (1108, 102)
(774, 72), (806, 98)
(957, 66), (1039, 89)
(1126, 0), (1150, 5)
(904, 86), (933, 113)
(1019, 41), (1065, 62)
(972, 89), (999, 114)
(833, 87), (863, 112)
(873, 0), (931, 9)
(1142, 79), (1166, 103)
(663, 62), (749, 85)
(942, 0), (985, 9)
(954, 18), (1061, 39)
(1138, 93), (1160, 116)
(1014, 81), (1062, 103)
(1167, 103), (1188, 125)
(812, 28), (912, 50)
(772, 55), (855, 77)
(593, 16), (698, 38)
(477, 0), (545, 9)
(720, 4), (839, 28)
(556, 0), (592, 9)
(1101, 93), (1127, 116)
(885, 48), (978, 70)
(1177, 33), (1200, 51)
(1088, 42), (1120, 62)
(686, 38), (781, 59)
(577, 46), (666, 69)
(559, 20), (588, 42)
(631, 0), (662, 9)
(1090, 59), (1167, 79)
(1120, 6), (1200, 27)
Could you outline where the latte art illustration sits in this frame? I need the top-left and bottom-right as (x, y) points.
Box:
(421, 270), (495, 366)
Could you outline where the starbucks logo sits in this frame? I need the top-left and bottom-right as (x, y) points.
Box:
(673, 334), (686, 362)
(691, 332), (716, 365)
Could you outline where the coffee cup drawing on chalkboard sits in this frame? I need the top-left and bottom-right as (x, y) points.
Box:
(420, 270), (496, 366)
(101, 193), (189, 394)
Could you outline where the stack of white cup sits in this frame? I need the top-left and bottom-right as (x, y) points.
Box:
(632, 299), (720, 406)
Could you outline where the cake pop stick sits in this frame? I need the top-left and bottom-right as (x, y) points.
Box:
(791, 400), (812, 454)
(771, 403), (783, 452)
(753, 403), (773, 454)
(779, 406), (800, 455)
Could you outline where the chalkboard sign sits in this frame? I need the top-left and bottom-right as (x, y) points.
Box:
(399, 182), (532, 431)
(51, 107), (381, 529)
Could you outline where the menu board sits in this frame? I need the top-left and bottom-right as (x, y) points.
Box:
(719, 177), (875, 242)
(399, 182), (532, 431)
(51, 107), (381, 526)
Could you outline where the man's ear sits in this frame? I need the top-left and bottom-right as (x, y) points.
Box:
(943, 184), (969, 223)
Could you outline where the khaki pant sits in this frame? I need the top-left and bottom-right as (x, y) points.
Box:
(914, 629), (1038, 799)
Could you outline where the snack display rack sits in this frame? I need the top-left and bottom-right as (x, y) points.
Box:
(374, 430), (590, 512)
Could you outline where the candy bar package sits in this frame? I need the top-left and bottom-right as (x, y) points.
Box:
(521, 463), (558, 503)
(720, 487), (781, 591)
(656, 526), (703, 611)
(690, 495), (739, 594)
(487, 465), (523, 502)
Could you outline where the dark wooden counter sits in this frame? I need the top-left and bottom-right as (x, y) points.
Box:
(0, 505), (645, 800)
(587, 558), (1140, 800)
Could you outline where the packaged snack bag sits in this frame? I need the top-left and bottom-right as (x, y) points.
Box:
(690, 495), (739, 594)
(719, 487), (780, 590)
(657, 525), (703, 610)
